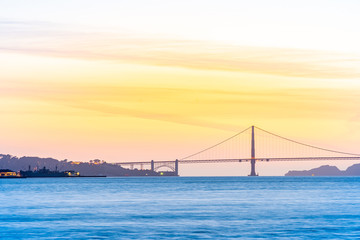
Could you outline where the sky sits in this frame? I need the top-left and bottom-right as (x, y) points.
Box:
(1, 0), (360, 176)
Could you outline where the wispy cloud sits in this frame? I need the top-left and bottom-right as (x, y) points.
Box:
(1, 20), (360, 79)
(3, 81), (360, 131)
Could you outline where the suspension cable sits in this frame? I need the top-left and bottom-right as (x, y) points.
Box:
(180, 126), (251, 160)
(255, 126), (360, 157)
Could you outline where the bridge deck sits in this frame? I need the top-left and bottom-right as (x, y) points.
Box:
(116, 157), (360, 165)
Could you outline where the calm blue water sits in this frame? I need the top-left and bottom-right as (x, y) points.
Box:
(1, 177), (360, 239)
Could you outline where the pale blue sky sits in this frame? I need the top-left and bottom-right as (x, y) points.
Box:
(1, 0), (360, 52)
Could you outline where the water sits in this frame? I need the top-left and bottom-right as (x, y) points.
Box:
(1, 177), (360, 239)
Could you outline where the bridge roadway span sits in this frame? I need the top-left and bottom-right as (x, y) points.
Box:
(117, 157), (360, 165)
(115, 126), (360, 176)
(116, 157), (360, 176)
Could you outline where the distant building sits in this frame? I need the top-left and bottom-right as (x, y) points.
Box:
(70, 161), (82, 165)
(0, 169), (17, 177)
(90, 159), (106, 165)
(65, 170), (80, 177)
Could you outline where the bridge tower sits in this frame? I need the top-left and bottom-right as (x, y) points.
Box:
(175, 159), (179, 176)
(249, 125), (258, 176)
(151, 160), (154, 172)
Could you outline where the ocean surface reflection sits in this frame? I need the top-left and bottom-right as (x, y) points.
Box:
(1, 177), (360, 239)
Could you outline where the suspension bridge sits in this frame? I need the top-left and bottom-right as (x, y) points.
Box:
(116, 126), (360, 176)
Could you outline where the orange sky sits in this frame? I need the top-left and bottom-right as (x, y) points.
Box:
(1, 1), (360, 175)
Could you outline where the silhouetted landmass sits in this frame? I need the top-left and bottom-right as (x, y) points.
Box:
(0, 154), (172, 176)
(285, 164), (360, 176)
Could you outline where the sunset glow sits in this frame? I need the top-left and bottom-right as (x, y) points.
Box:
(1, 0), (360, 175)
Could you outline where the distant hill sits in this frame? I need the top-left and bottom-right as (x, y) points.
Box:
(0, 154), (165, 176)
(285, 164), (360, 176)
